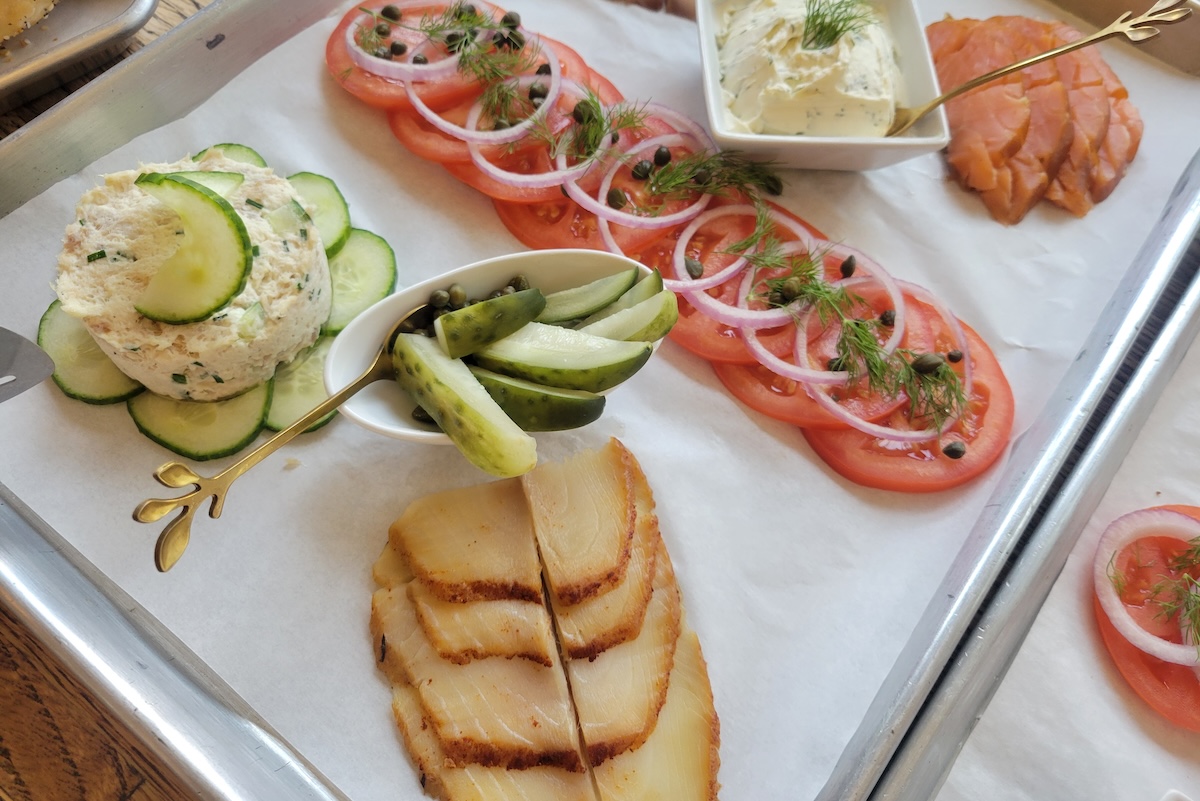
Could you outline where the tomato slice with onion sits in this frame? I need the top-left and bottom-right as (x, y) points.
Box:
(712, 285), (935, 428)
(1093, 504), (1200, 732)
(492, 195), (669, 253)
(802, 315), (1014, 492)
(634, 199), (824, 364)
(326, 3), (497, 112)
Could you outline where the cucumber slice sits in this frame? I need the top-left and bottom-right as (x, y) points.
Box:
(134, 173), (253, 324)
(472, 322), (652, 393)
(168, 170), (245, 197)
(392, 333), (536, 478)
(265, 337), (336, 432)
(535, 267), (640, 324)
(128, 382), (272, 461)
(434, 288), (545, 359)
(578, 269), (665, 326)
(576, 289), (678, 342)
(37, 300), (143, 404)
(194, 143), (268, 167)
(323, 228), (398, 334)
(470, 367), (605, 431)
(288, 171), (351, 257)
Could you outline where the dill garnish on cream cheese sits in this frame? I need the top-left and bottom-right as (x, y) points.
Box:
(715, 0), (903, 137)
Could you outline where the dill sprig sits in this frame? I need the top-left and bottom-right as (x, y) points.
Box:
(730, 204), (968, 433)
(521, 94), (647, 164)
(802, 0), (876, 49)
(647, 150), (783, 204)
(1108, 538), (1200, 654)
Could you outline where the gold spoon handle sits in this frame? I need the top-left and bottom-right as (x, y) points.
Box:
(133, 346), (395, 572)
(891, 0), (1192, 136)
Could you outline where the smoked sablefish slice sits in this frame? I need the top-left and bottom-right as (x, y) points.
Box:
(551, 447), (661, 660)
(370, 585), (585, 771)
(522, 438), (637, 606)
(375, 540), (557, 666)
(370, 438), (721, 800)
(391, 478), (543, 603)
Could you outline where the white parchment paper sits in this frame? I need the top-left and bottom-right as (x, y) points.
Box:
(0, 1), (1198, 799)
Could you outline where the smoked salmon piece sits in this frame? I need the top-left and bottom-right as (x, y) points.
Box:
(928, 18), (1031, 197)
(1050, 22), (1143, 203)
(928, 15), (1140, 222)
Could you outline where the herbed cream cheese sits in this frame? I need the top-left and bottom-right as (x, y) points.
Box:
(715, 0), (903, 137)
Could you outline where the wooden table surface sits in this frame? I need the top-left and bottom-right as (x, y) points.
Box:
(0, 3), (214, 797)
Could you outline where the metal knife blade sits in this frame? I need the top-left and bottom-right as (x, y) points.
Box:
(0, 327), (54, 403)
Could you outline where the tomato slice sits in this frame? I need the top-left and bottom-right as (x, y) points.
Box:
(492, 195), (668, 253)
(802, 315), (1014, 492)
(712, 286), (936, 428)
(325, 3), (503, 112)
(1094, 504), (1200, 732)
(633, 199), (825, 364)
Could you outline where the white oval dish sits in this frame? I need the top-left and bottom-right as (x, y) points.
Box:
(695, 0), (950, 171)
(324, 248), (652, 442)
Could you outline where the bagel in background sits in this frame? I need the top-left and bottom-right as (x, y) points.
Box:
(0, 0), (58, 44)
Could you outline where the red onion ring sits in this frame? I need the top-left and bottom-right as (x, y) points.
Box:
(406, 33), (562, 147)
(346, 5), (467, 84)
(1093, 507), (1200, 667)
(464, 77), (599, 189)
(561, 132), (711, 230)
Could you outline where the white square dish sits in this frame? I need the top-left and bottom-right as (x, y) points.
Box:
(695, 0), (951, 171)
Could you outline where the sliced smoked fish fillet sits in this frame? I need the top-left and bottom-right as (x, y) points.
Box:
(568, 540), (681, 765)
(391, 478), (543, 603)
(592, 626), (721, 801)
(552, 450), (661, 660)
(370, 585), (585, 771)
(374, 540), (557, 665)
(389, 682), (597, 801)
(409, 579), (557, 666)
(522, 438), (636, 606)
(929, 18), (1030, 195)
(1050, 23), (1143, 203)
(1044, 22), (1112, 216)
(975, 17), (1073, 224)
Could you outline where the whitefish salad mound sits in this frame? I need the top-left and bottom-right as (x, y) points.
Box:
(716, 0), (903, 137)
(54, 152), (332, 401)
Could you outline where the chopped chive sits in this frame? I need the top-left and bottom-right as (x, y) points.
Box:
(300, 227), (308, 240)
(246, 198), (265, 209)
(252, 245), (261, 257)
(86, 250), (106, 262)
(171, 374), (188, 384)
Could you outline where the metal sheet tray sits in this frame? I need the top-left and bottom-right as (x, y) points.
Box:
(0, 0), (159, 114)
(2, 1), (1200, 799)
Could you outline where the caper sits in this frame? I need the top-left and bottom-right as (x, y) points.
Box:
(528, 82), (549, 102)
(447, 283), (467, 307)
(508, 274), (530, 291)
(453, 2), (476, 16)
(911, 352), (945, 374)
(942, 441), (967, 459)
(429, 289), (451, 308)
(653, 145), (671, 167)
(692, 168), (711, 186)
(947, 349), (963, 363)
(761, 173), (783, 196)
(375, 21), (391, 36)
(498, 29), (525, 50)
(611, 131), (620, 144)
(879, 308), (896, 326)
(493, 118), (511, 130)
(827, 357), (846, 372)
(488, 289), (504, 299)
(413, 53), (428, 65)
(501, 10), (521, 28)
(445, 30), (466, 51)
(780, 276), (805, 301)
(390, 40), (408, 57)
(381, 4), (402, 21)
(606, 187), (628, 210)
(685, 257), (704, 279)
(839, 254), (857, 278)
(768, 289), (786, 307)
(572, 100), (596, 126)
(631, 160), (653, 180)
(536, 62), (552, 75)
(374, 46), (390, 58)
